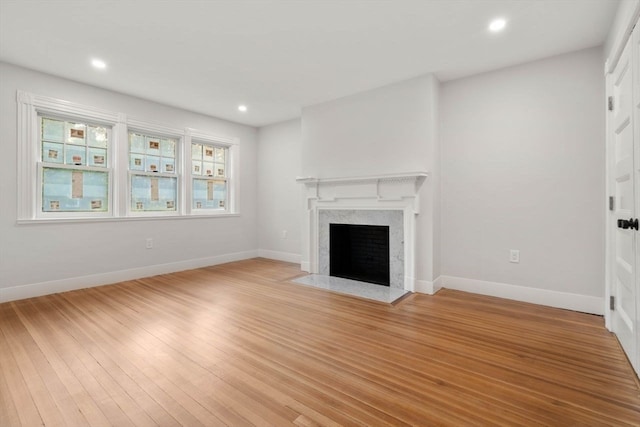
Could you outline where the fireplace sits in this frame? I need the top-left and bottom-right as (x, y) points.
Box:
(297, 172), (428, 292)
(318, 209), (404, 288)
(330, 223), (390, 286)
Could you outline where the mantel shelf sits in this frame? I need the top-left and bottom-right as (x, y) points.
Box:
(296, 171), (428, 186)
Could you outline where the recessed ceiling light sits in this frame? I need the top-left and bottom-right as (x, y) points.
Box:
(91, 58), (107, 69)
(489, 18), (507, 33)
(238, 105), (247, 112)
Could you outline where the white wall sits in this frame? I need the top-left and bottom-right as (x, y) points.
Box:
(257, 119), (302, 263)
(301, 75), (441, 284)
(440, 47), (605, 302)
(301, 75), (437, 178)
(0, 62), (259, 301)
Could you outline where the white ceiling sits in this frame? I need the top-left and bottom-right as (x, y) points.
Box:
(0, 0), (618, 127)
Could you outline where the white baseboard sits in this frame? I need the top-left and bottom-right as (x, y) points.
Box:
(439, 275), (604, 315)
(404, 276), (415, 292)
(414, 278), (434, 294)
(0, 250), (259, 303)
(258, 249), (301, 264)
(300, 261), (311, 272)
(413, 276), (444, 295)
(433, 276), (443, 293)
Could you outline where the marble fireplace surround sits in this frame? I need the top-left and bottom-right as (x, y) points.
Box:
(297, 172), (428, 292)
(319, 209), (404, 288)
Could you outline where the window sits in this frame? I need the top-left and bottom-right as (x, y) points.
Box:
(39, 116), (111, 214)
(128, 131), (179, 213)
(191, 141), (228, 211)
(17, 91), (238, 222)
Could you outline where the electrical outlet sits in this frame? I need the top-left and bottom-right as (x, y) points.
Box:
(282, 230), (287, 239)
(146, 238), (153, 249)
(509, 249), (519, 263)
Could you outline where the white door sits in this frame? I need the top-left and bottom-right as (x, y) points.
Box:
(610, 34), (638, 374)
(634, 18), (640, 374)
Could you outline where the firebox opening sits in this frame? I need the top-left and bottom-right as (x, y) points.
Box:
(329, 223), (390, 286)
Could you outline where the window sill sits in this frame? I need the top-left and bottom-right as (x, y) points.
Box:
(16, 212), (241, 225)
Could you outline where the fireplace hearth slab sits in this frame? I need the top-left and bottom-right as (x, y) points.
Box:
(291, 274), (409, 304)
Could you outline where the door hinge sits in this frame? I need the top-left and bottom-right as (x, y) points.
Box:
(610, 295), (615, 310)
(609, 196), (615, 211)
(608, 96), (614, 111)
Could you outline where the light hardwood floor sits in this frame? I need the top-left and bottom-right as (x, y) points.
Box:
(1, 258), (639, 426)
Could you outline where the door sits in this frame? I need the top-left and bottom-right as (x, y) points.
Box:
(610, 34), (638, 374)
(634, 17), (640, 374)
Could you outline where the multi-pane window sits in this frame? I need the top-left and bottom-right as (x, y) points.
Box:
(40, 116), (110, 213)
(191, 142), (228, 210)
(129, 132), (179, 212)
(19, 91), (237, 221)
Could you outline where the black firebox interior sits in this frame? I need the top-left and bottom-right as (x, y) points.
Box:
(329, 223), (390, 286)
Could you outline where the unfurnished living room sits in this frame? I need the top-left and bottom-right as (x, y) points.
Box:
(1, 0), (640, 425)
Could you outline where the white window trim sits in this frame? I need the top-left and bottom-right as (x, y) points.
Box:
(186, 128), (239, 216)
(37, 115), (115, 218)
(184, 129), (238, 216)
(17, 91), (122, 220)
(17, 90), (240, 222)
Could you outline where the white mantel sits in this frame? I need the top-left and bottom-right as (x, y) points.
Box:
(297, 172), (428, 291)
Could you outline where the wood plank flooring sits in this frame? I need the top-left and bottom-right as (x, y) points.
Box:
(1, 258), (639, 426)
